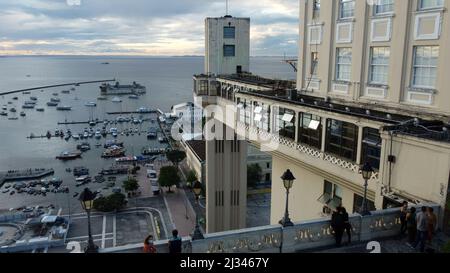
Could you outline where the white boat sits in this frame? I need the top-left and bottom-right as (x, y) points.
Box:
(83, 132), (89, 138)
(72, 134), (80, 140)
(50, 98), (61, 103)
(128, 94), (139, 99)
(85, 102), (97, 107)
(97, 96), (107, 100)
(112, 97), (122, 103)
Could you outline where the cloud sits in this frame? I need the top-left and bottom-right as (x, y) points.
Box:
(0, 0), (299, 56)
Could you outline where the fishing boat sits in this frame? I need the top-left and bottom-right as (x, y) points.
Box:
(47, 102), (58, 106)
(20, 111), (26, 117)
(102, 146), (126, 158)
(50, 98), (61, 103)
(104, 139), (123, 148)
(85, 102), (97, 107)
(77, 142), (91, 152)
(56, 106), (72, 111)
(56, 151), (82, 160)
(112, 97), (122, 103)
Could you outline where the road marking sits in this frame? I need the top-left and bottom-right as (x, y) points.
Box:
(113, 215), (117, 247)
(163, 193), (176, 231)
(101, 215), (107, 248)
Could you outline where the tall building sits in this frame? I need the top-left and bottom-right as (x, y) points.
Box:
(194, 0), (450, 234)
(205, 16), (250, 75)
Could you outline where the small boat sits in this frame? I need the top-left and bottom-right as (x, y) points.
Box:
(95, 131), (102, 139)
(85, 102), (97, 107)
(112, 97), (122, 103)
(20, 111), (26, 117)
(23, 91), (31, 94)
(56, 151), (82, 160)
(10, 191), (15, 195)
(7, 101), (12, 104)
(47, 102), (58, 106)
(95, 143), (102, 147)
(36, 108), (45, 112)
(73, 192), (79, 198)
(8, 117), (18, 120)
(102, 146), (126, 158)
(50, 98), (61, 103)
(12, 97), (18, 100)
(52, 93), (59, 96)
(83, 132), (89, 138)
(101, 62), (110, 65)
(64, 135), (71, 141)
(89, 121), (96, 127)
(56, 106), (72, 111)
(2, 106), (7, 110)
(66, 168), (72, 173)
(72, 134), (80, 140)
(97, 96), (107, 100)
(0, 111), (7, 116)
(9, 108), (16, 113)
(112, 132), (118, 138)
(22, 104), (35, 109)
(30, 96), (38, 101)
(61, 90), (70, 94)
(128, 94), (139, 99)
(71, 87), (76, 91)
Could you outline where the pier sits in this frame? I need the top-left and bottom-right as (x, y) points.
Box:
(0, 79), (116, 96)
(0, 168), (55, 186)
(106, 111), (157, 115)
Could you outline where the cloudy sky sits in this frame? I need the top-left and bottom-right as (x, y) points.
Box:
(0, 0), (299, 56)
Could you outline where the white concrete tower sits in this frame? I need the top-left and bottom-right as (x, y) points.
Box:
(205, 15), (250, 75)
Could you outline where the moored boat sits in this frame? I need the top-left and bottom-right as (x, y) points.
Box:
(56, 106), (72, 111)
(56, 151), (82, 160)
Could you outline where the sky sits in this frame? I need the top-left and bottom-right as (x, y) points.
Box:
(0, 0), (299, 56)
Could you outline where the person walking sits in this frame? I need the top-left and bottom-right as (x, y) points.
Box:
(331, 207), (345, 247)
(143, 234), (157, 253)
(426, 207), (437, 242)
(412, 206), (428, 252)
(341, 207), (352, 245)
(168, 229), (182, 253)
(399, 201), (408, 237)
(406, 207), (417, 245)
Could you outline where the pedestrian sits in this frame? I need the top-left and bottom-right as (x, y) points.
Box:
(399, 201), (408, 237)
(331, 207), (345, 247)
(168, 229), (182, 253)
(426, 207), (437, 242)
(341, 207), (352, 245)
(406, 207), (417, 245)
(143, 234), (157, 253)
(412, 206), (428, 252)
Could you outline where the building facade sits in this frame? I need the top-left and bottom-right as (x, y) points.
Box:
(194, 0), (450, 234)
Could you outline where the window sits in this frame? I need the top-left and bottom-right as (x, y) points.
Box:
(326, 119), (358, 162)
(419, 0), (444, 10)
(412, 46), (439, 89)
(336, 48), (352, 81)
(298, 113), (322, 150)
(361, 128), (381, 170)
(339, 0), (355, 19)
(353, 194), (376, 214)
(311, 52), (319, 76)
(374, 0), (394, 14)
(237, 98), (248, 124)
(313, 0), (321, 19)
(318, 181), (343, 212)
(266, 162), (270, 169)
(224, 26), (235, 39)
(275, 107), (296, 140)
(369, 47), (390, 85)
(223, 45), (235, 57)
(253, 101), (270, 132)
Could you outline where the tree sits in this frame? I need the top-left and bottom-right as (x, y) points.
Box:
(93, 193), (126, 212)
(166, 150), (186, 167)
(158, 166), (180, 193)
(247, 163), (262, 188)
(123, 177), (139, 194)
(186, 170), (198, 187)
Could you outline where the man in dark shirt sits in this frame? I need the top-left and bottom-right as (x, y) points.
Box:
(168, 229), (182, 253)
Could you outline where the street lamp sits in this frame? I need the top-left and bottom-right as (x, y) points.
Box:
(360, 162), (374, 216)
(191, 180), (204, 240)
(79, 188), (99, 253)
(279, 169), (295, 227)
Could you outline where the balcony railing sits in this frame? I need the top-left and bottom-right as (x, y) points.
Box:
(100, 205), (440, 253)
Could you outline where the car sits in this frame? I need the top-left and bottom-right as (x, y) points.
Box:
(112, 187), (122, 194)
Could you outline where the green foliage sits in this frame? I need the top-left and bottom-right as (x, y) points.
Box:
(123, 177), (139, 192)
(166, 150), (186, 166)
(186, 170), (198, 184)
(93, 193), (126, 212)
(247, 163), (262, 188)
(158, 166), (180, 192)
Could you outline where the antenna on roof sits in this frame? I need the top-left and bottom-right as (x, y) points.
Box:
(226, 0), (229, 16)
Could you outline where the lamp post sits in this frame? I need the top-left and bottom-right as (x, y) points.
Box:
(279, 169), (295, 227)
(360, 162), (374, 216)
(78, 188), (99, 253)
(191, 180), (204, 240)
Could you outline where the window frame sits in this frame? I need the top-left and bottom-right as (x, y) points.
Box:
(369, 47), (391, 85)
(374, 0), (395, 15)
(298, 112), (322, 150)
(325, 119), (359, 162)
(336, 47), (352, 82)
(223, 26), (236, 39)
(411, 45), (439, 89)
(223, 44), (236, 57)
(339, 0), (355, 19)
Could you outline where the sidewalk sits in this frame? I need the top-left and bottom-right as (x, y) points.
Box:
(163, 188), (196, 237)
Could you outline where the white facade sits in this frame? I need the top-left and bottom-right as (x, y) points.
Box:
(205, 16), (250, 75)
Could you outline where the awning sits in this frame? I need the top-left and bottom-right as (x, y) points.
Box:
(254, 106), (263, 114)
(308, 120), (320, 130)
